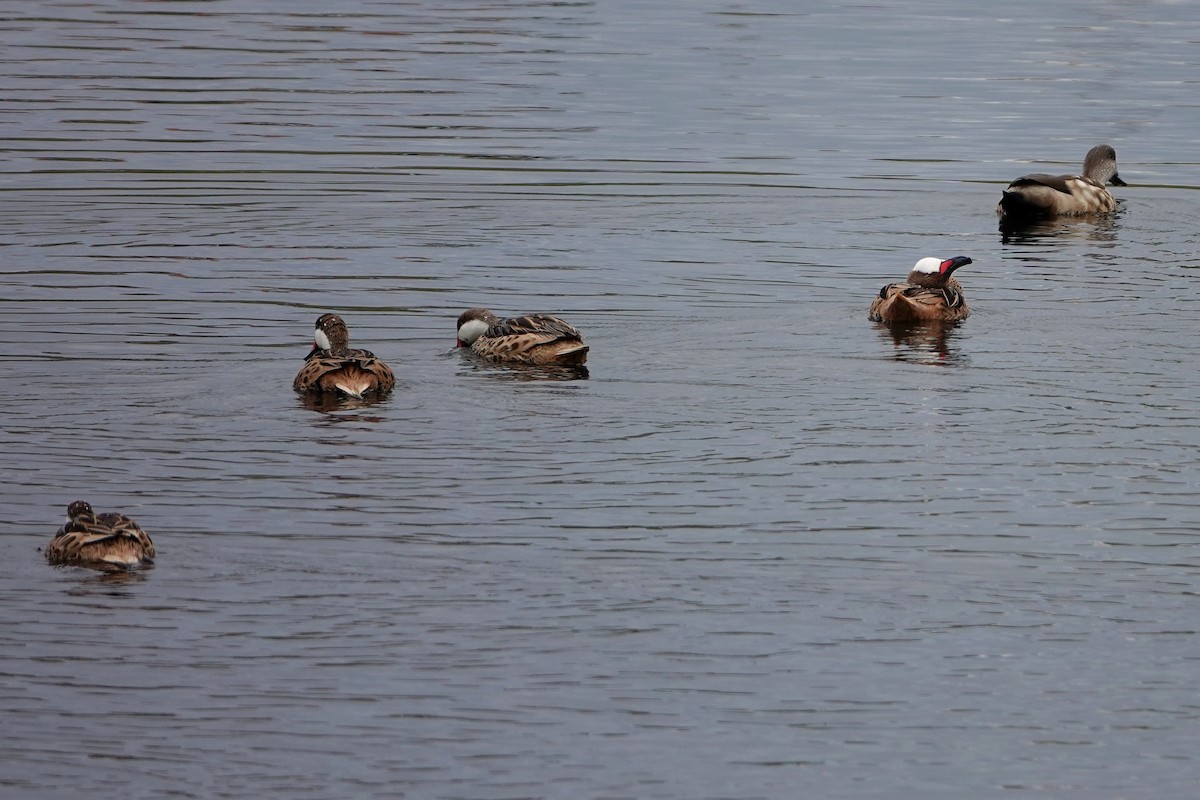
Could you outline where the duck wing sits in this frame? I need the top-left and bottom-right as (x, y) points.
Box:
(487, 314), (583, 342)
(293, 348), (394, 394)
(464, 314), (588, 364)
(869, 283), (966, 323)
(48, 515), (156, 565)
(1006, 173), (1074, 194)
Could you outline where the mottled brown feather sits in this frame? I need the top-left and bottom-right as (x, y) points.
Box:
(45, 501), (155, 569)
(293, 351), (395, 397)
(869, 278), (969, 323)
(457, 308), (589, 366)
(293, 313), (395, 398)
(869, 257), (971, 324)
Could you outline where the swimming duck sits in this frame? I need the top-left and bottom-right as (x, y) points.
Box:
(869, 256), (972, 324)
(45, 500), (156, 569)
(293, 313), (395, 398)
(997, 144), (1126, 220)
(456, 308), (589, 366)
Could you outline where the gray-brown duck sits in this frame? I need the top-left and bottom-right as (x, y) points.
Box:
(997, 144), (1126, 220)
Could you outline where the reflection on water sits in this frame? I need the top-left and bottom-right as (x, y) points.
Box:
(458, 359), (590, 383)
(874, 320), (965, 367)
(297, 392), (393, 414)
(999, 212), (1123, 244)
(42, 561), (154, 596)
(63, 567), (153, 592)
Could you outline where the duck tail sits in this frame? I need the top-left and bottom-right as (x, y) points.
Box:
(872, 294), (919, 324)
(554, 344), (589, 366)
(997, 190), (1040, 220)
(324, 364), (381, 398)
(334, 380), (371, 399)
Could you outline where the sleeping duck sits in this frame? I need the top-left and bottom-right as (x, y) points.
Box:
(456, 308), (588, 366)
(45, 501), (156, 570)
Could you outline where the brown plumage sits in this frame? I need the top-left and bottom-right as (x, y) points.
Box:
(45, 500), (156, 570)
(293, 313), (395, 398)
(869, 256), (972, 324)
(456, 308), (589, 366)
(997, 144), (1126, 220)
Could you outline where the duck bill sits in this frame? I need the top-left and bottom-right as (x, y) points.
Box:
(304, 343), (321, 359)
(940, 255), (972, 275)
(1109, 172), (1127, 187)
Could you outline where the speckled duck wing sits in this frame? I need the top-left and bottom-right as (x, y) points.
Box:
(869, 282), (968, 324)
(47, 514), (155, 567)
(487, 314), (583, 341)
(293, 349), (395, 397)
(474, 315), (589, 365)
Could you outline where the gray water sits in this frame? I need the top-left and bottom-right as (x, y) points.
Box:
(2, 1), (1199, 798)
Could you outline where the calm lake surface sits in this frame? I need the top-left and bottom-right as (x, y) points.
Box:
(2, 1), (1199, 798)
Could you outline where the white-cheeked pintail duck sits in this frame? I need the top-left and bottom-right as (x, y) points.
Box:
(45, 500), (156, 570)
(869, 256), (972, 324)
(293, 313), (395, 398)
(456, 308), (588, 366)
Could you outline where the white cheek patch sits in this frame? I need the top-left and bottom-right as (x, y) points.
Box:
(458, 318), (490, 344)
(314, 329), (332, 350)
(912, 257), (942, 274)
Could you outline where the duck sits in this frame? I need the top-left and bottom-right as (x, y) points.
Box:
(869, 256), (972, 324)
(293, 313), (395, 398)
(45, 500), (156, 569)
(996, 144), (1126, 220)
(456, 308), (589, 366)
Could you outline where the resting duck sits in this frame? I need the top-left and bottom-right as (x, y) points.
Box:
(456, 308), (588, 366)
(45, 501), (156, 570)
(997, 144), (1126, 220)
(293, 313), (395, 398)
(869, 256), (972, 324)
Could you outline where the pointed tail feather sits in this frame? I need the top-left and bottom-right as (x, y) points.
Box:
(554, 344), (589, 366)
(333, 381), (367, 399)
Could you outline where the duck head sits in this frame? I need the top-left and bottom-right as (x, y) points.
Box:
(307, 313), (350, 358)
(1083, 144), (1126, 187)
(456, 307), (498, 347)
(66, 500), (93, 521)
(908, 256), (972, 286)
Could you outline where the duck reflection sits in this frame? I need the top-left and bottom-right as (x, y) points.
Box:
(874, 320), (965, 366)
(462, 360), (589, 382)
(298, 392), (391, 414)
(999, 212), (1120, 244)
(60, 566), (151, 596)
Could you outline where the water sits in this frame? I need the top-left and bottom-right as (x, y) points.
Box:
(2, 1), (1199, 798)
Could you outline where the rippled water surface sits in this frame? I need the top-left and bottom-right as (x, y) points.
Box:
(3, 1), (1200, 798)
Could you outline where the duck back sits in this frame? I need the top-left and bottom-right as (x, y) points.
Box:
(869, 279), (969, 323)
